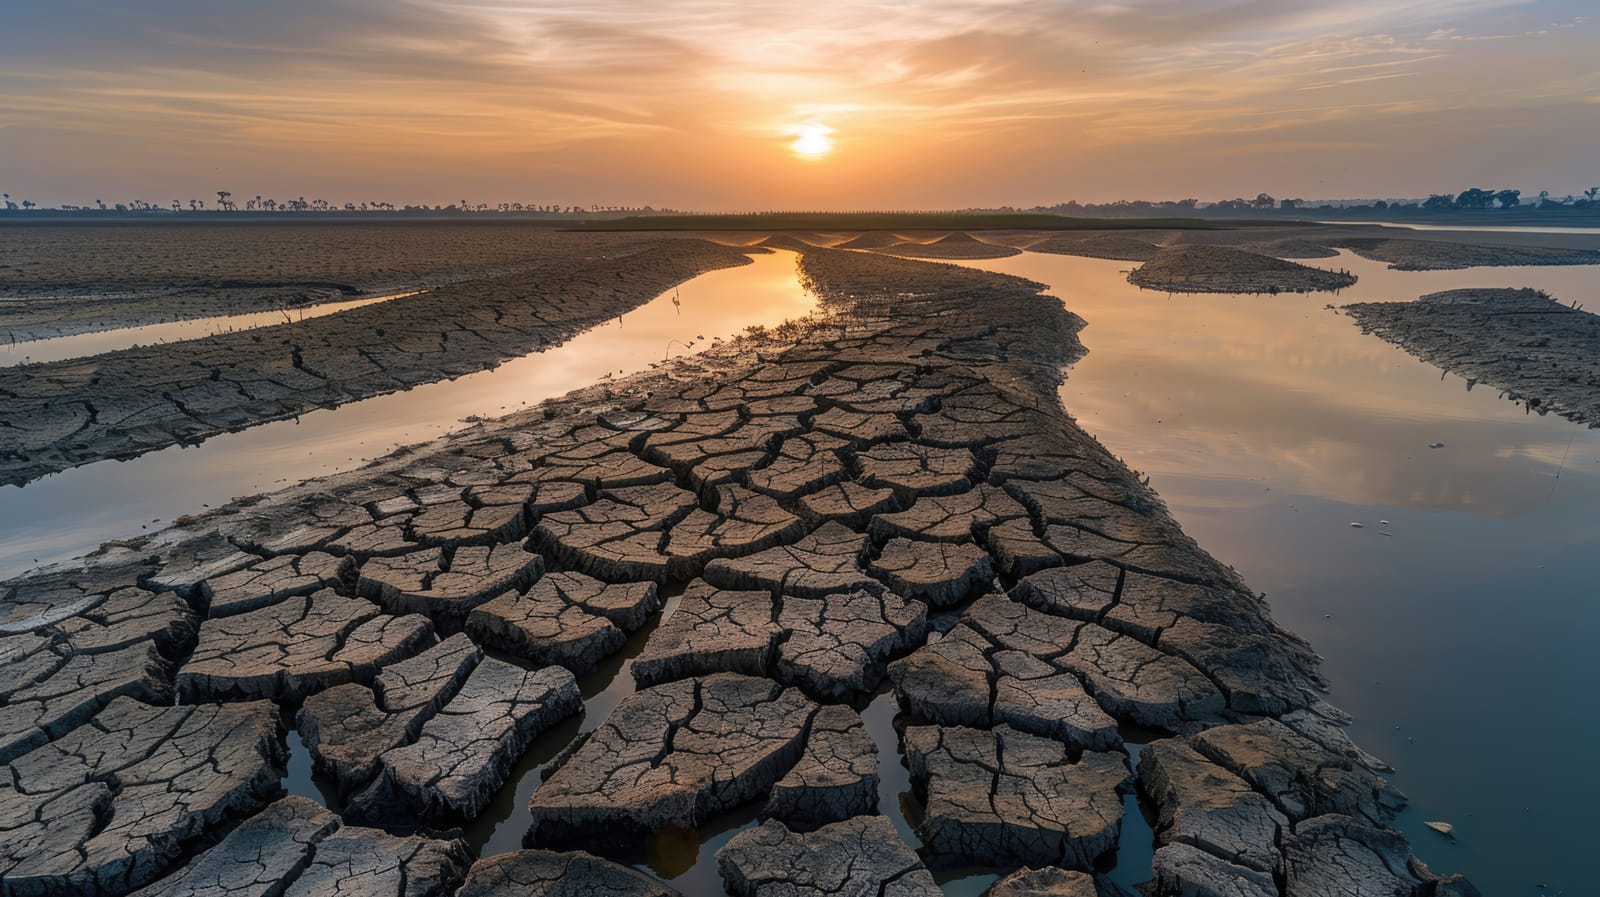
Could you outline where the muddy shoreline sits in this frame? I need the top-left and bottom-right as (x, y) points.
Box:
(1128, 244), (1357, 294)
(0, 237), (752, 486)
(1344, 288), (1600, 427)
(0, 243), (1471, 896)
(0, 223), (621, 341)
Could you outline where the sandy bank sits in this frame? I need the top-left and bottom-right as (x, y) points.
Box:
(1336, 237), (1600, 270)
(1129, 244), (1357, 294)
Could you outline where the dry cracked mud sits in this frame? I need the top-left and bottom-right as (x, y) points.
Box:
(1129, 244), (1357, 294)
(0, 233), (753, 485)
(0, 237), (1473, 896)
(1344, 287), (1600, 426)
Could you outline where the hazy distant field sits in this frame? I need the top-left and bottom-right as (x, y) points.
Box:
(0, 222), (657, 340)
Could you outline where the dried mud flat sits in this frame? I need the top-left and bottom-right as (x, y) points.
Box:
(0, 243), (1476, 896)
(1336, 237), (1600, 271)
(1024, 233), (1163, 261)
(1128, 244), (1357, 294)
(878, 233), (1023, 259)
(0, 235), (753, 485)
(1345, 288), (1600, 426)
(0, 223), (633, 340)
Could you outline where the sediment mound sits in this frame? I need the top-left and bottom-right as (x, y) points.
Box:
(1345, 287), (1600, 426)
(1028, 233), (1163, 261)
(832, 232), (904, 249)
(1337, 237), (1600, 270)
(755, 234), (827, 252)
(1245, 238), (1340, 259)
(1129, 244), (1357, 294)
(883, 232), (1021, 259)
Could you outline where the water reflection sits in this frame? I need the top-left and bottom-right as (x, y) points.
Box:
(955, 249), (1600, 897)
(0, 251), (814, 579)
(0, 290), (425, 368)
(962, 250), (1600, 519)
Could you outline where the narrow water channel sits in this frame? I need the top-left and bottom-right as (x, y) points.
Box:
(0, 250), (814, 579)
(955, 249), (1600, 897)
(0, 289), (426, 367)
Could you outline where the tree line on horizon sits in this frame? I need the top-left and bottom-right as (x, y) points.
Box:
(0, 190), (672, 216)
(1012, 187), (1600, 216)
(4, 187), (1600, 217)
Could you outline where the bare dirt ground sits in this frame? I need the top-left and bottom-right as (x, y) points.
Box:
(1023, 232), (1163, 261)
(0, 222), (625, 340)
(1334, 237), (1600, 270)
(1128, 244), (1358, 294)
(1345, 288), (1600, 426)
(0, 243), (1470, 897)
(0, 235), (752, 485)
(874, 232), (1022, 259)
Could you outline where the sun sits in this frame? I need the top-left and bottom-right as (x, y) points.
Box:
(788, 124), (834, 160)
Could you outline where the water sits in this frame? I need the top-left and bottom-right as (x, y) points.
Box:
(955, 249), (1600, 896)
(1322, 220), (1600, 235)
(0, 250), (814, 579)
(0, 289), (425, 368)
(18, 241), (1599, 892)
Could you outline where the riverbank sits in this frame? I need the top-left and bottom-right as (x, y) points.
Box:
(1128, 244), (1358, 294)
(0, 244), (1468, 897)
(1345, 288), (1600, 426)
(0, 236), (753, 485)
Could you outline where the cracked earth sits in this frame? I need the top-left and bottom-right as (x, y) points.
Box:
(0, 240), (1477, 896)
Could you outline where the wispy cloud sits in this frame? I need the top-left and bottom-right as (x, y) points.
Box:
(0, 0), (1595, 206)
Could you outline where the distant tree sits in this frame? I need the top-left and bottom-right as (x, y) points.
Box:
(217, 191), (233, 210)
(1251, 193), (1277, 210)
(21, 200), (34, 211)
(1585, 187), (1599, 202)
(1373, 200), (1388, 210)
(1538, 190), (1551, 206)
(1422, 194), (1455, 210)
(172, 200), (181, 212)
(114, 203), (128, 212)
(96, 199), (106, 210)
(1279, 198), (1301, 210)
(0, 193), (13, 211)
(1493, 189), (1520, 208)
(1454, 188), (1495, 209)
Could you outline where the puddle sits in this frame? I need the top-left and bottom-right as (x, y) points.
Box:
(0, 250), (815, 579)
(952, 249), (1600, 896)
(0, 289), (425, 367)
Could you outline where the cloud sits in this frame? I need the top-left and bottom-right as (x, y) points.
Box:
(0, 0), (1595, 205)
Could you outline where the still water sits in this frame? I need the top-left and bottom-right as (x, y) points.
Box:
(1324, 220), (1600, 235)
(0, 250), (813, 579)
(0, 289), (426, 367)
(959, 249), (1600, 897)
(10, 241), (1596, 894)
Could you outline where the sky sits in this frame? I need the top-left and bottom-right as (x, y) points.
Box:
(1, 0), (1596, 209)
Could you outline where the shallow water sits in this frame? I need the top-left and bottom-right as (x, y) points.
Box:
(0, 250), (813, 579)
(0, 289), (425, 368)
(958, 249), (1600, 896)
(1323, 220), (1600, 235)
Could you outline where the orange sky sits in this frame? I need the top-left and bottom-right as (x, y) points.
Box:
(2, 1), (1597, 209)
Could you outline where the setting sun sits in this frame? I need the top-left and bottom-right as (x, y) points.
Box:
(788, 124), (834, 160)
